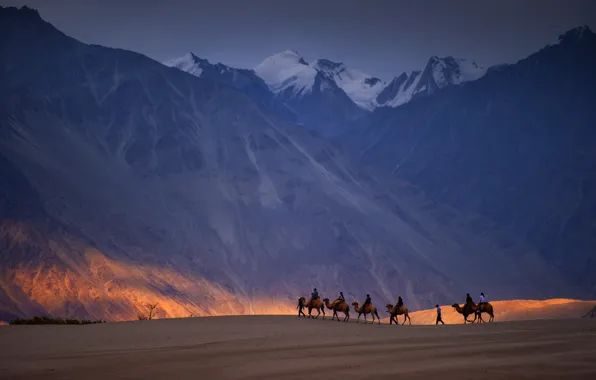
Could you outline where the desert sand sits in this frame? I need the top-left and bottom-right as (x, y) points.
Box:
(1, 314), (595, 380)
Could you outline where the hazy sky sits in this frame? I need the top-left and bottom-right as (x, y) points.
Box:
(2, 0), (596, 80)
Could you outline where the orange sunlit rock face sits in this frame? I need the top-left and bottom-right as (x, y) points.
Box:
(2, 243), (297, 321)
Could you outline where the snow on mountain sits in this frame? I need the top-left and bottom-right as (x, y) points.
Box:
(376, 56), (487, 108)
(311, 58), (385, 111)
(254, 52), (486, 111)
(164, 52), (298, 122)
(254, 51), (365, 136)
(254, 50), (318, 96)
(164, 52), (207, 77)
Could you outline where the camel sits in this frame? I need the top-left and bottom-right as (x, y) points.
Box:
(472, 302), (495, 323)
(385, 303), (412, 325)
(352, 302), (381, 324)
(451, 302), (495, 324)
(323, 298), (350, 322)
(299, 297), (325, 319)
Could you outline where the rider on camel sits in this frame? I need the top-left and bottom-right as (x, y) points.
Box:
(397, 296), (404, 309)
(478, 292), (487, 310)
(362, 294), (372, 310)
(331, 291), (345, 307)
(465, 292), (474, 306)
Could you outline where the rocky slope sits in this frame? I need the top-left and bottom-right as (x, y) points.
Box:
(345, 25), (596, 296)
(310, 58), (384, 111)
(164, 52), (297, 122)
(0, 6), (581, 321)
(375, 56), (486, 108)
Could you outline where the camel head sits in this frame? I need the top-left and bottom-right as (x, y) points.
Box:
(323, 298), (330, 304)
(352, 302), (359, 309)
(386, 304), (394, 312)
(451, 303), (460, 308)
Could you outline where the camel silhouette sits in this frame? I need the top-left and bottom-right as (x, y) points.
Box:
(452, 302), (495, 323)
(299, 296), (325, 319)
(352, 302), (381, 324)
(323, 298), (350, 322)
(385, 303), (412, 325)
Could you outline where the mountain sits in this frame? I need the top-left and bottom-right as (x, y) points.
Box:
(376, 56), (487, 108)
(345, 25), (596, 296)
(164, 52), (297, 122)
(0, 6), (578, 321)
(254, 51), (366, 136)
(311, 58), (384, 111)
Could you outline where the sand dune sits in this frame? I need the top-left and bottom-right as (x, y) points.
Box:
(0, 315), (595, 380)
(399, 298), (596, 325)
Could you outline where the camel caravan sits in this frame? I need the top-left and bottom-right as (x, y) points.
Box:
(298, 289), (495, 325)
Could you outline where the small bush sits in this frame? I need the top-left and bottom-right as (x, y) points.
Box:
(9, 316), (106, 325)
(137, 303), (158, 320)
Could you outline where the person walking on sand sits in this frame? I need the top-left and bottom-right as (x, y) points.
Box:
(297, 298), (306, 317)
(435, 304), (444, 325)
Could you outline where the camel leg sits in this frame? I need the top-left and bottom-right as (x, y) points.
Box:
(477, 312), (485, 323)
(376, 312), (381, 324)
(364, 313), (368, 324)
(322, 307), (325, 320)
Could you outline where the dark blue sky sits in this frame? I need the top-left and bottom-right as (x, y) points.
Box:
(2, 0), (595, 80)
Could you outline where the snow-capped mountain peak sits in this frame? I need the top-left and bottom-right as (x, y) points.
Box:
(426, 56), (487, 87)
(254, 50), (317, 96)
(311, 58), (385, 111)
(375, 56), (486, 108)
(164, 52), (208, 77)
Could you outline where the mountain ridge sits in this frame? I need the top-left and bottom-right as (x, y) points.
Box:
(344, 23), (596, 295)
(0, 5), (593, 322)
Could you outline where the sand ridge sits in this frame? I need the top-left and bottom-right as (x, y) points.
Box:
(398, 298), (596, 325)
(1, 315), (595, 379)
